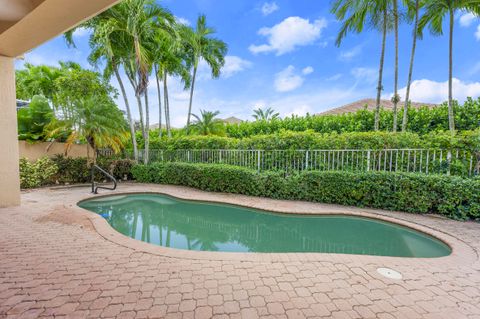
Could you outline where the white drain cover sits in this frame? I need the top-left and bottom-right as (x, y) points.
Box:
(377, 267), (402, 280)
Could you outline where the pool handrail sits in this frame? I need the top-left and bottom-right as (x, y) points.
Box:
(91, 164), (117, 194)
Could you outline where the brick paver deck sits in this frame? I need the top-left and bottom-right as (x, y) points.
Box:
(1, 183), (479, 318)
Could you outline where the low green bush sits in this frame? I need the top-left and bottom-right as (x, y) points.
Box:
(132, 162), (480, 220)
(19, 157), (58, 188)
(48, 155), (136, 184)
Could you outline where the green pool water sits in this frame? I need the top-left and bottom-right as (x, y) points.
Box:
(78, 194), (451, 257)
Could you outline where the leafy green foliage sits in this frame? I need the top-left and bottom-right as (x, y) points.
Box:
(19, 157), (58, 189)
(189, 110), (226, 136)
(225, 99), (480, 138)
(17, 95), (54, 141)
(139, 129), (479, 153)
(49, 155), (136, 184)
(132, 162), (480, 220)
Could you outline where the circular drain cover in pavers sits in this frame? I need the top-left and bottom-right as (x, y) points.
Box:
(377, 267), (402, 280)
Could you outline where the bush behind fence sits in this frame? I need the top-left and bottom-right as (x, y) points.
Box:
(101, 148), (479, 177)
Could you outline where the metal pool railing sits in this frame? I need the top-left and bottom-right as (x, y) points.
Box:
(103, 148), (479, 176)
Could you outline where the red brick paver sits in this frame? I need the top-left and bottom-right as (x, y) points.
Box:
(1, 184), (480, 318)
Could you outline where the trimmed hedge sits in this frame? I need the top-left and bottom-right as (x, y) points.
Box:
(143, 130), (480, 153)
(132, 162), (480, 220)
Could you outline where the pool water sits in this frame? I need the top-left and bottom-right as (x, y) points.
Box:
(79, 194), (451, 257)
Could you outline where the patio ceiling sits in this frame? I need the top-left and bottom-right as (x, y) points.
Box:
(0, 0), (121, 57)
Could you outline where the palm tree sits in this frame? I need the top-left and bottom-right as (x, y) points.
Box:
(402, 0), (422, 132)
(331, 0), (393, 131)
(418, 0), (480, 133)
(181, 15), (228, 130)
(392, 0), (400, 132)
(153, 28), (191, 138)
(46, 95), (130, 163)
(190, 110), (225, 135)
(252, 107), (280, 121)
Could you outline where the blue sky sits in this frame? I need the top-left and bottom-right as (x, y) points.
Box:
(16, 0), (480, 127)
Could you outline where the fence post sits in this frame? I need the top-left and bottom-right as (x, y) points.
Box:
(305, 150), (309, 170)
(257, 150), (261, 172)
(366, 150), (371, 172)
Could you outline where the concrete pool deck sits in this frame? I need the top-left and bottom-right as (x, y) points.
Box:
(1, 183), (480, 318)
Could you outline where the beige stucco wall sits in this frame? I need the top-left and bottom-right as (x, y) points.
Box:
(0, 56), (21, 207)
(18, 141), (94, 161)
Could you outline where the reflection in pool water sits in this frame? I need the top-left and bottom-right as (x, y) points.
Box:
(79, 194), (451, 257)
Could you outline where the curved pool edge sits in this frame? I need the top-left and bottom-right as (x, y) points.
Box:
(72, 186), (476, 264)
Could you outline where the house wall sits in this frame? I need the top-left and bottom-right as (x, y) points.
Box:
(18, 141), (94, 161)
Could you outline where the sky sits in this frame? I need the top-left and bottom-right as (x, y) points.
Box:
(15, 0), (480, 128)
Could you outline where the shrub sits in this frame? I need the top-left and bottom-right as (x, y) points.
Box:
(50, 155), (136, 184)
(19, 157), (58, 188)
(132, 162), (480, 220)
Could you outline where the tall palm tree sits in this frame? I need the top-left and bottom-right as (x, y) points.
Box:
(190, 110), (225, 135)
(181, 15), (228, 130)
(153, 29), (191, 138)
(418, 0), (480, 133)
(82, 19), (140, 161)
(392, 0), (400, 132)
(331, 0), (393, 131)
(402, 0), (423, 132)
(252, 107), (280, 121)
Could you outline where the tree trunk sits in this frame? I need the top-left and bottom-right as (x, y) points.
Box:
(375, 8), (387, 131)
(114, 65), (138, 161)
(144, 93), (150, 165)
(155, 65), (162, 138)
(392, 0), (399, 132)
(163, 71), (172, 138)
(402, 0), (419, 132)
(186, 64), (197, 132)
(127, 73), (146, 140)
(448, 9), (455, 134)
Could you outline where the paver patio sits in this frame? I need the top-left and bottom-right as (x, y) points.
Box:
(1, 183), (480, 318)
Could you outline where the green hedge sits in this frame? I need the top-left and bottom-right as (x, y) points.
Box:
(132, 162), (480, 220)
(143, 130), (480, 153)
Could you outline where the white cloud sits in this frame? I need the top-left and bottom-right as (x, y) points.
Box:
(327, 73), (343, 81)
(222, 56), (252, 78)
(476, 25), (480, 40)
(274, 66), (303, 92)
(274, 65), (315, 92)
(175, 17), (190, 26)
(73, 27), (89, 38)
(249, 16), (328, 55)
(396, 78), (480, 103)
(351, 67), (377, 84)
(302, 66), (314, 75)
(285, 104), (313, 117)
(459, 13), (476, 27)
(261, 2), (279, 16)
(339, 45), (362, 61)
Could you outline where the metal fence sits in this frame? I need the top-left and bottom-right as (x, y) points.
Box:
(102, 148), (479, 177)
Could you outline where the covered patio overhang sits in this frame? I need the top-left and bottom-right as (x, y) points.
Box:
(0, 0), (121, 207)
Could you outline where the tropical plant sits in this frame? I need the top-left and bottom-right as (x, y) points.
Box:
(46, 95), (130, 163)
(153, 26), (191, 138)
(252, 107), (280, 121)
(181, 15), (228, 130)
(331, 0), (393, 131)
(17, 95), (54, 141)
(190, 110), (225, 135)
(418, 0), (480, 133)
(402, 0), (423, 132)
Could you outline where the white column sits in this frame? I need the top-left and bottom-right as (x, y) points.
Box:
(0, 55), (20, 207)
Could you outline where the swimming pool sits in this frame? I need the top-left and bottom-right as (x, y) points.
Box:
(78, 193), (451, 257)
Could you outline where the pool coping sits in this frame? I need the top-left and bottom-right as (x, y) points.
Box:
(70, 184), (477, 265)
